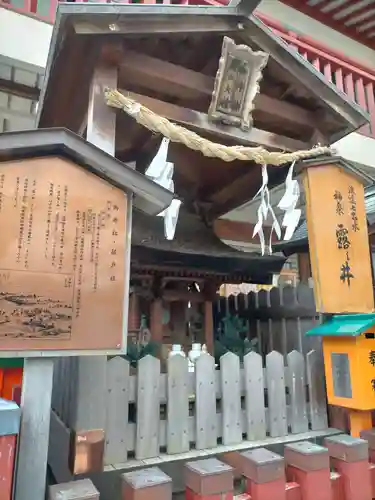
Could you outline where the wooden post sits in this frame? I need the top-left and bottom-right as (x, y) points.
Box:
(348, 409), (372, 437)
(240, 448), (286, 500)
(185, 458), (233, 500)
(325, 434), (372, 500)
(203, 281), (217, 355)
(122, 467), (172, 500)
(284, 441), (331, 500)
(49, 478), (99, 500)
(15, 358), (54, 500)
(150, 298), (164, 343)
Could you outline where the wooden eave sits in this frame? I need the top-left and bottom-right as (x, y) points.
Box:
(36, 4), (369, 220)
(278, 0), (375, 51)
(0, 128), (174, 216)
(130, 209), (286, 285)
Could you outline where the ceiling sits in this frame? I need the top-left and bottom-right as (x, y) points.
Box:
(0, 59), (41, 133)
(280, 0), (375, 49)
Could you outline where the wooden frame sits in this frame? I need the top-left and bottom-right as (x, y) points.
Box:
(208, 36), (269, 131)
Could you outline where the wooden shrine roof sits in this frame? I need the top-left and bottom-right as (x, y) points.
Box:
(130, 209), (286, 284)
(36, 4), (369, 221)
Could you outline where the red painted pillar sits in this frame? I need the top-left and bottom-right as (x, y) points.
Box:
(185, 458), (234, 500)
(0, 398), (21, 500)
(284, 441), (331, 500)
(325, 434), (371, 500)
(240, 448), (286, 500)
(122, 467), (172, 500)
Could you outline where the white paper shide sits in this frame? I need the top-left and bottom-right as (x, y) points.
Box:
(252, 161), (301, 255)
(145, 138), (181, 241)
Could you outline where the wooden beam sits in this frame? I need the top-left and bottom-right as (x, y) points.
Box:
(213, 218), (277, 243)
(72, 8), (241, 36)
(207, 162), (286, 219)
(0, 78), (39, 101)
(241, 17), (367, 130)
(120, 91), (309, 153)
(119, 49), (315, 130)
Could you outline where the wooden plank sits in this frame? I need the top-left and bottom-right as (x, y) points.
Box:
(243, 351), (266, 440)
(167, 354), (189, 454)
(87, 62), (117, 159)
(104, 356), (130, 465)
(287, 351), (308, 434)
(266, 351), (288, 438)
(195, 353), (217, 450)
(109, 428), (341, 471)
(48, 411), (73, 485)
(220, 352), (242, 446)
(121, 92), (310, 153)
(73, 11), (241, 36)
(126, 359), (314, 402)
(74, 356), (107, 431)
(67, 357), (78, 428)
(306, 350), (328, 431)
(15, 358), (54, 500)
(136, 355), (161, 459)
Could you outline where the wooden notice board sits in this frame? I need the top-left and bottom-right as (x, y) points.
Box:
(0, 156), (128, 354)
(304, 164), (374, 314)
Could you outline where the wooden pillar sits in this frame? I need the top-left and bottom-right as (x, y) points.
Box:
(15, 358), (54, 500)
(204, 301), (214, 354)
(203, 281), (217, 355)
(170, 301), (187, 345)
(150, 299), (164, 343)
(69, 57), (126, 477)
(297, 253), (311, 284)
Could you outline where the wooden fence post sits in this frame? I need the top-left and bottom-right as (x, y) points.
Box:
(185, 458), (233, 500)
(360, 429), (375, 498)
(361, 428), (375, 462)
(121, 467), (172, 500)
(284, 441), (331, 500)
(325, 434), (371, 500)
(0, 398), (20, 500)
(49, 478), (99, 499)
(240, 448), (286, 500)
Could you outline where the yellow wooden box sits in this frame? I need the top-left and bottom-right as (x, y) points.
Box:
(306, 314), (375, 410)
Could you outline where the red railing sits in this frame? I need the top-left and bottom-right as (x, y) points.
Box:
(2, 0), (375, 138)
(259, 14), (375, 139)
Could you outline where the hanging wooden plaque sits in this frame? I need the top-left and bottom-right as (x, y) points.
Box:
(304, 163), (374, 314)
(0, 156), (128, 355)
(208, 36), (269, 131)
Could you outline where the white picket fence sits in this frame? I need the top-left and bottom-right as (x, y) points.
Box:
(51, 349), (328, 467)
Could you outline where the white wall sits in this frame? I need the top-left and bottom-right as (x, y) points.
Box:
(0, 8), (52, 71)
(256, 0), (375, 69)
